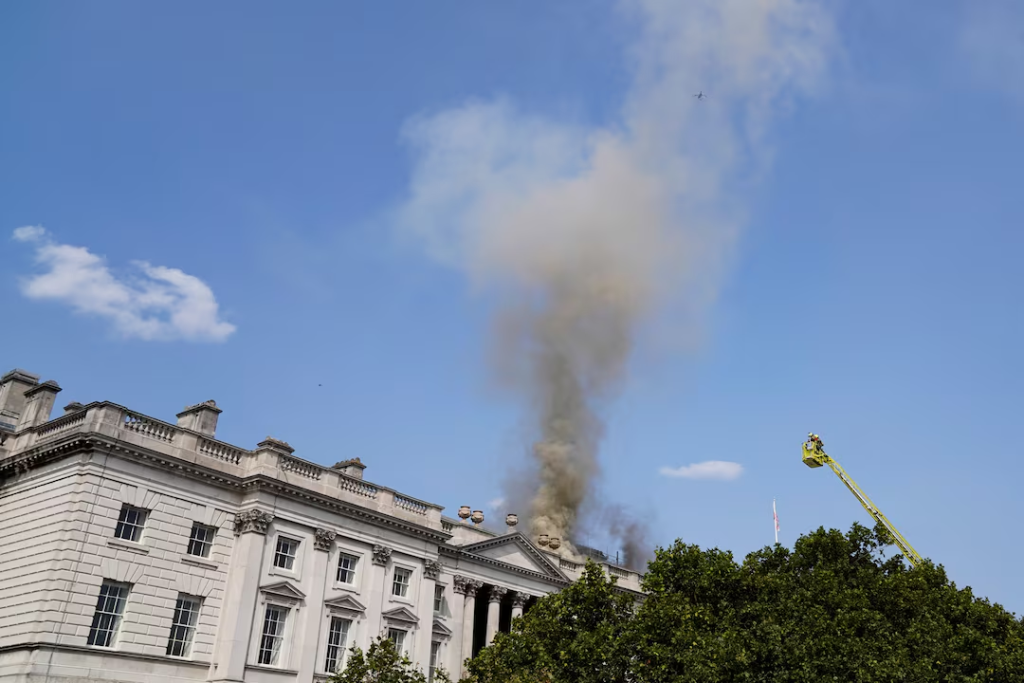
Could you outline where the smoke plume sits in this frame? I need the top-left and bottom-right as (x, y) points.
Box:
(397, 0), (834, 568)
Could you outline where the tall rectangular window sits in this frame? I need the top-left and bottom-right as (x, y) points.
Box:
(391, 568), (411, 597)
(273, 537), (299, 570)
(187, 523), (215, 558)
(387, 627), (407, 654)
(433, 584), (445, 613)
(258, 605), (288, 665)
(324, 616), (351, 673)
(114, 505), (147, 542)
(87, 581), (130, 647)
(429, 641), (441, 682)
(336, 553), (358, 585)
(166, 594), (201, 657)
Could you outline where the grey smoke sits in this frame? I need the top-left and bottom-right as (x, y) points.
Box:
(397, 0), (835, 566)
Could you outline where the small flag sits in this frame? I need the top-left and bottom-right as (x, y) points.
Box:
(773, 498), (779, 543)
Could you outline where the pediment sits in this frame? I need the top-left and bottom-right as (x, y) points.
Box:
(260, 581), (306, 602)
(324, 594), (366, 614)
(381, 605), (419, 626)
(458, 532), (566, 579)
(432, 618), (452, 637)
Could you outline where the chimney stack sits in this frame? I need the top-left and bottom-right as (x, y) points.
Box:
(16, 380), (62, 430)
(331, 458), (366, 480)
(176, 400), (222, 437)
(0, 369), (41, 431)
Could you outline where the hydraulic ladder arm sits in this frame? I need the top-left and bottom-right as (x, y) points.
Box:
(802, 434), (923, 567)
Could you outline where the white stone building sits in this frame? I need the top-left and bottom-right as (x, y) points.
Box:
(0, 368), (642, 683)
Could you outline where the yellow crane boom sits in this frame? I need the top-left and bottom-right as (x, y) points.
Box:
(802, 433), (923, 567)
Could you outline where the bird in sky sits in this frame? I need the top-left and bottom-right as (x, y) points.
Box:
(694, 91), (707, 100)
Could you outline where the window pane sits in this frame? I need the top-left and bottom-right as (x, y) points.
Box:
(258, 606), (287, 665)
(187, 524), (213, 557)
(336, 553), (358, 584)
(433, 585), (444, 613)
(387, 628), (406, 654)
(274, 537), (297, 570)
(87, 581), (129, 647)
(324, 616), (351, 673)
(429, 641), (441, 682)
(114, 505), (146, 542)
(392, 568), (410, 597)
(166, 595), (201, 657)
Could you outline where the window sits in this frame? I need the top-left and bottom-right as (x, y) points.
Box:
(87, 581), (130, 647)
(166, 594), (201, 657)
(324, 616), (351, 673)
(387, 627), (407, 654)
(391, 568), (411, 598)
(429, 641), (441, 682)
(273, 537), (299, 570)
(114, 505), (147, 542)
(433, 584), (445, 613)
(336, 553), (358, 584)
(258, 605), (288, 666)
(187, 523), (216, 558)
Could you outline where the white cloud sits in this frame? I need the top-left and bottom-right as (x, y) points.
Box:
(12, 226), (236, 342)
(659, 461), (744, 481)
(487, 497), (506, 511)
(960, 0), (1024, 102)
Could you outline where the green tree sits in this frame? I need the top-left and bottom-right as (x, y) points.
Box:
(329, 635), (451, 683)
(463, 523), (1024, 683)
(464, 561), (636, 683)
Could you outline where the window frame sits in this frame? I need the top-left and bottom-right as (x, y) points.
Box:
(336, 552), (359, 586)
(391, 566), (412, 599)
(323, 615), (352, 673)
(433, 584), (445, 614)
(86, 580), (131, 648)
(429, 641), (442, 682)
(113, 505), (147, 542)
(273, 535), (300, 572)
(257, 603), (289, 667)
(166, 594), (202, 658)
(387, 627), (408, 655)
(186, 522), (216, 558)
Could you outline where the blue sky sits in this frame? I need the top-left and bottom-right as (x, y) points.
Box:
(3, 1), (1023, 613)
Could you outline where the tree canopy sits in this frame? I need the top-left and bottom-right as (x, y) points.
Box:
(463, 523), (1024, 683)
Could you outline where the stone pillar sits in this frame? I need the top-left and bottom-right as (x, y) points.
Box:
(16, 380), (61, 430)
(211, 509), (273, 683)
(176, 400), (222, 437)
(457, 576), (481, 675)
(363, 544), (393, 649)
(415, 559), (442, 669)
(485, 586), (506, 645)
(297, 528), (335, 682)
(510, 591), (528, 622)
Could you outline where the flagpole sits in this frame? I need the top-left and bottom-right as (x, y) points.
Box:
(773, 498), (779, 544)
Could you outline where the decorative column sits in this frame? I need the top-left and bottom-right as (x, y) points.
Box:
(364, 544), (393, 648)
(211, 509), (273, 683)
(455, 576), (481, 675)
(415, 559), (443, 669)
(297, 528), (335, 683)
(510, 591), (528, 622)
(485, 585), (506, 645)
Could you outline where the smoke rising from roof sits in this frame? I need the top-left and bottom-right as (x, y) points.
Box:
(397, 0), (834, 569)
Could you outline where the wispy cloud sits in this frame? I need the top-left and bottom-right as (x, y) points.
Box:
(659, 461), (744, 481)
(960, 0), (1024, 102)
(488, 497), (506, 511)
(12, 226), (236, 342)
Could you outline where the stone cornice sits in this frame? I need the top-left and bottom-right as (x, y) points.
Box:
(0, 431), (452, 545)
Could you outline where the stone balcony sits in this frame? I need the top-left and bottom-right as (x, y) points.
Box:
(3, 401), (446, 532)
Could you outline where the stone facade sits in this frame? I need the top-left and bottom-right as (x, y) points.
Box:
(0, 368), (642, 683)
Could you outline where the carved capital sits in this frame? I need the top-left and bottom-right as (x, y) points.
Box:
(424, 559), (443, 580)
(511, 591), (529, 609)
(233, 509), (274, 536)
(372, 544), (393, 566)
(454, 575), (482, 597)
(314, 528), (336, 551)
(489, 585), (508, 603)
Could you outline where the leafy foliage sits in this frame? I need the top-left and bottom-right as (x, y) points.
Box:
(462, 523), (1024, 683)
(330, 635), (451, 683)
